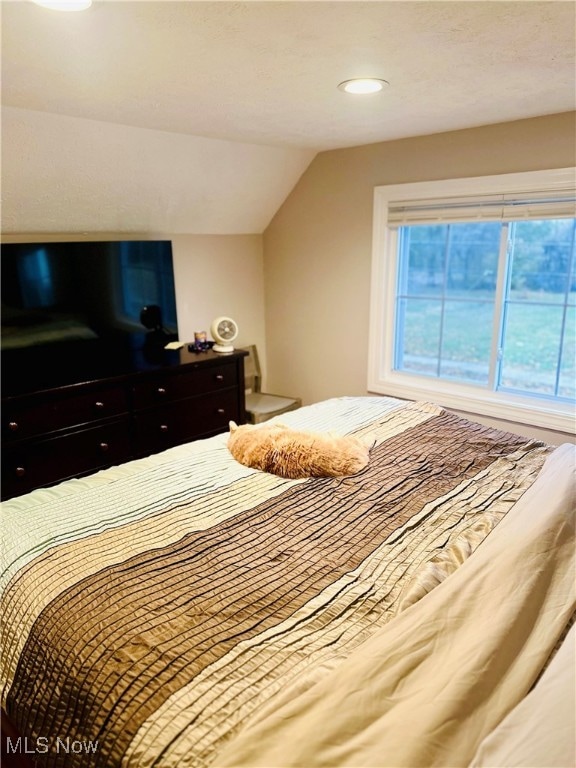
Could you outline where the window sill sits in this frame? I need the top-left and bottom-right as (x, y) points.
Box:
(367, 373), (575, 434)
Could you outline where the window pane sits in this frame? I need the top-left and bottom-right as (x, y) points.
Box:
(395, 223), (500, 385)
(394, 298), (441, 376)
(509, 219), (575, 301)
(559, 306), (575, 399)
(399, 225), (447, 297)
(499, 219), (575, 397)
(499, 304), (564, 395)
(440, 301), (493, 384)
(445, 222), (500, 297)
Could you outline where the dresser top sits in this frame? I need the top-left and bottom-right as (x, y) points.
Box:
(2, 334), (247, 399)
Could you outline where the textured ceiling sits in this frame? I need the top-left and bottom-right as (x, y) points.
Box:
(1, 0), (575, 234)
(3, 0), (575, 150)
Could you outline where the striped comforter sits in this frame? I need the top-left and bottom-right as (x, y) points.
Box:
(0, 397), (556, 767)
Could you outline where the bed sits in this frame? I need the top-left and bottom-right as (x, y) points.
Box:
(1, 396), (574, 768)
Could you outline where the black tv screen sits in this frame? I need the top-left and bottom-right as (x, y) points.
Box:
(2, 240), (178, 346)
(1, 240), (179, 393)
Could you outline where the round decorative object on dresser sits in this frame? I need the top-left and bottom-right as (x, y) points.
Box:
(210, 317), (239, 353)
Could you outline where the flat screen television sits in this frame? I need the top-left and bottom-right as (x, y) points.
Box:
(1, 240), (179, 394)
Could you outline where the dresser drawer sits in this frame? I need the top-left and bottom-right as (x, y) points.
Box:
(2, 419), (131, 499)
(132, 362), (238, 410)
(3, 385), (129, 442)
(1, 349), (247, 500)
(133, 389), (239, 455)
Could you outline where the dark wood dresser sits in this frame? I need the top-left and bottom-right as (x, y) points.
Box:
(2, 343), (247, 500)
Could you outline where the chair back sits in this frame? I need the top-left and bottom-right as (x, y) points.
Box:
(243, 345), (262, 393)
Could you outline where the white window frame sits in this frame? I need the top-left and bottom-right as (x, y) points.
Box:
(367, 168), (576, 433)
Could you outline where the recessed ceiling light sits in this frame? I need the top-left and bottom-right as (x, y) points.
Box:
(338, 78), (389, 95)
(31, 0), (92, 10)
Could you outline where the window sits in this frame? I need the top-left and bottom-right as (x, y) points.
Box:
(368, 169), (576, 432)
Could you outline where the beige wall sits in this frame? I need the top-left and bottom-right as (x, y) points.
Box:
(1, 232), (266, 357)
(172, 234), (266, 355)
(263, 112), (576, 444)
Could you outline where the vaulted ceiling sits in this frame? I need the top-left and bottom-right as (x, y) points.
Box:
(2, 0), (575, 234)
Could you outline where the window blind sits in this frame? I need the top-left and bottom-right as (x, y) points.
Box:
(387, 190), (576, 226)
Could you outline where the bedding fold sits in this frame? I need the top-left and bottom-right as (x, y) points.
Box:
(0, 397), (564, 768)
(214, 444), (576, 768)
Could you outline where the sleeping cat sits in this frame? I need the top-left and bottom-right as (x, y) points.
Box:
(227, 420), (370, 479)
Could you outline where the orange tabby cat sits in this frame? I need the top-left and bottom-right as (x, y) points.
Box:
(227, 421), (370, 479)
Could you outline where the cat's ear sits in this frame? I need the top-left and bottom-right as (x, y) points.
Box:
(229, 421), (238, 433)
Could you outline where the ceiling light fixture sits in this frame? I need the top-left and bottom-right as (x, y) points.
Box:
(338, 78), (389, 95)
(31, 0), (92, 10)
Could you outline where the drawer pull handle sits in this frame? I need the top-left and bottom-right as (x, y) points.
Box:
(215, 374), (224, 382)
(216, 408), (226, 415)
(160, 424), (169, 433)
(94, 401), (105, 409)
(157, 387), (167, 396)
(15, 466), (26, 478)
(8, 421), (19, 432)
(99, 442), (109, 452)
